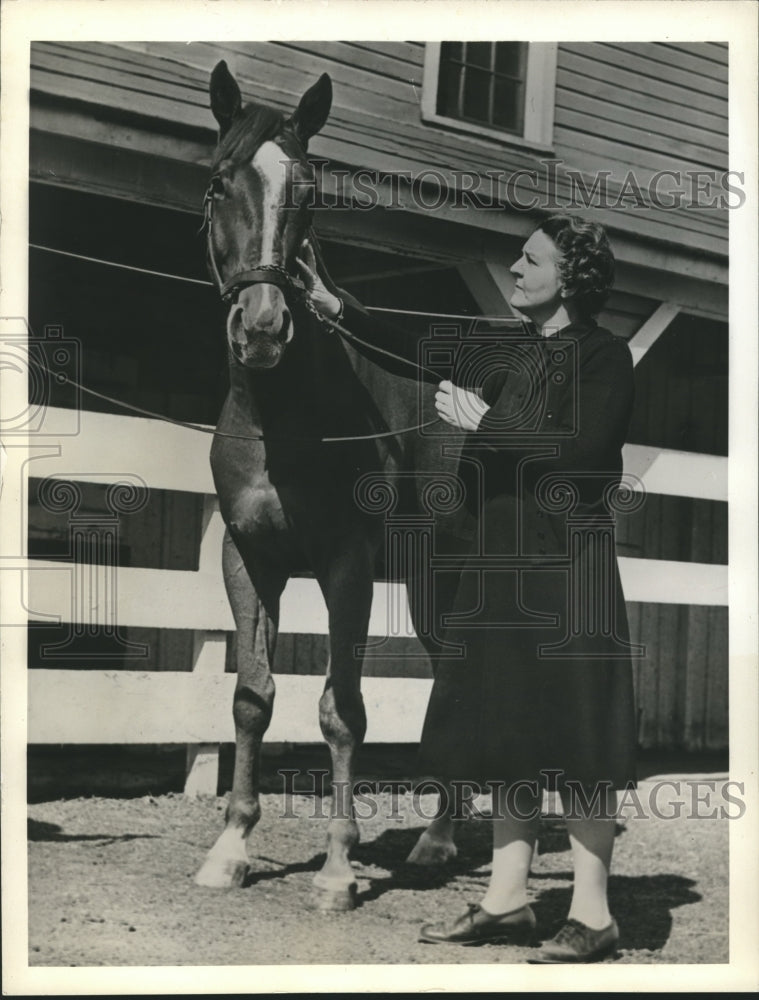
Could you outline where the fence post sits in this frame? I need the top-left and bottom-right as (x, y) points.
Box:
(185, 495), (227, 797)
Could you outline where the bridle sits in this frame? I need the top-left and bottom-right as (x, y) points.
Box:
(202, 182), (311, 307)
(196, 141), (457, 442)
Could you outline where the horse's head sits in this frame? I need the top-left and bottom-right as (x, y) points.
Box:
(206, 61), (332, 369)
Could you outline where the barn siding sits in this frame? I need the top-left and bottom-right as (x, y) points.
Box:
(30, 40), (729, 256)
(628, 603), (727, 751)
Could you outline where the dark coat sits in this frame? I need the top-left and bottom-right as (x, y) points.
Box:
(341, 297), (638, 790)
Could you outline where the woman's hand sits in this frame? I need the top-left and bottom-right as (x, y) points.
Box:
(296, 240), (343, 320)
(435, 380), (490, 431)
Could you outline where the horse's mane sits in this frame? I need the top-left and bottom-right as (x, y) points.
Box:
(211, 104), (286, 169)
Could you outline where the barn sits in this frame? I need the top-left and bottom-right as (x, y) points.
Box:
(23, 39), (729, 795)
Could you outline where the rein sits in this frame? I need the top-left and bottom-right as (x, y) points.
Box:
(34, 209), (442, 442)
(38, 360), (440, 444)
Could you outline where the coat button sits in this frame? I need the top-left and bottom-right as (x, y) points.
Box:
(546, 411), (554, 419)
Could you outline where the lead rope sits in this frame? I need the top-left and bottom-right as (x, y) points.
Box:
(33, 359), (440, 443)
(32, 215), (476, 441)
(303, 227), (443, 383)
(32, 207), (440, 441)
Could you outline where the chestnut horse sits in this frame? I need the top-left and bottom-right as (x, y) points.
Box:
(195, 61), (472, 909)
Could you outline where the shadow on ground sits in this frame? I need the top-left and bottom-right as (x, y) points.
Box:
(529, 873), (701, 951)
(27, 819), (158, 844)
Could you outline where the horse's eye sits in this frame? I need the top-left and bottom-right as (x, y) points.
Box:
(209, 175), (225, 197)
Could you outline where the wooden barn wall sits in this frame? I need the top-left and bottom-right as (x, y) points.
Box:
(29, 39), (728, 258)
(553, 43), (727, 176)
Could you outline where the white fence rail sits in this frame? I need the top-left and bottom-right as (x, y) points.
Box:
(28, 671), (433, 745)
(20, 406), (728, 792)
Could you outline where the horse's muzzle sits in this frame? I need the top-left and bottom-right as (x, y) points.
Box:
(227, 285), (293, 369)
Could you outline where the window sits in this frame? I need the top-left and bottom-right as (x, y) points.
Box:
(422, 42), (557, 149)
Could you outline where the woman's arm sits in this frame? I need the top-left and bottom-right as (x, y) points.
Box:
(297, 240), (446, 381)
(475, 333), (635, 473)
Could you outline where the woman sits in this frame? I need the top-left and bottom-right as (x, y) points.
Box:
(298, 214), (637, 963)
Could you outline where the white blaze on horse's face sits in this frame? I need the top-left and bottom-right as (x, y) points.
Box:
(225, 139), (310, 370)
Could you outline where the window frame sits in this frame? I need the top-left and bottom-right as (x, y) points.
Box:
(421, 41), (558, 151)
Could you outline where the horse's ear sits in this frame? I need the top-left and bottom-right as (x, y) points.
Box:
(210, 60), (242, 136)
(289, 73), (332, 146)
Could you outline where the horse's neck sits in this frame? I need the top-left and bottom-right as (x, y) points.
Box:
(225, 317), (416, 431)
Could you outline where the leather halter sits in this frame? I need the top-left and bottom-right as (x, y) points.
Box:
(202, 183), (308, 305)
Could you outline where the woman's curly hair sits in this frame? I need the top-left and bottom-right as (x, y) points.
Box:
(537, 214), (615, 319)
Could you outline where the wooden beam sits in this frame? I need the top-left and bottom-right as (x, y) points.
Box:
(184, 533), (227, 796)
(29, 122), (729, 288)
(618, 558), (727, 607)
(623, 444), (727, 503)
(23, 551), (727, 644)
(456, 260), (521, 319)
(28, 407), (216, 495)
(35, 409), (729, 505)
(340, 263), (444, 285)
(628, 302), (681, 366)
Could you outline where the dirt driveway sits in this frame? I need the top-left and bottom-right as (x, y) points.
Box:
(27, 777), (729, 968)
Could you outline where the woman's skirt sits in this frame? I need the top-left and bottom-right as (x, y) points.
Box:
(417, 492), (638, 793)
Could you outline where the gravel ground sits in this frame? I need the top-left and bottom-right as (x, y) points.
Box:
(29, 779), (729, 966)
(27, 779), (729, 967)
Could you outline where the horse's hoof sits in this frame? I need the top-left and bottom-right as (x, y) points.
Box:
(310, 874), (357, 911)
(194, 858), (248, 889)
(406, 833), (458, 866)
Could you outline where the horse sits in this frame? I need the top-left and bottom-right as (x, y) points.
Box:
(194, 60), (471, 909)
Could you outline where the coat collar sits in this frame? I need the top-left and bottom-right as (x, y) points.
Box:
(525, 318), (599, 342)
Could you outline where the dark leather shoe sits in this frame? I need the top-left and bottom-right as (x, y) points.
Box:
(419, 902), (536, 946)
(528, 918), (619, 963)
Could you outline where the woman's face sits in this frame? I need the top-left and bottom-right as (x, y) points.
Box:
(509, 230), (566, 321)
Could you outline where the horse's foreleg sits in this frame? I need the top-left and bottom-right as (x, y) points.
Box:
(312, 553), (372, 911)
(195, 532), (283, 888)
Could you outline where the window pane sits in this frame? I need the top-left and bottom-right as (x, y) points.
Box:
(441, 41), (463, 63)
(494, 41), (527, 78)
(437, 59), (464, 117)
(462, 67), (491, 122)
(433, 40), (533, 138)
(465, 42), (492, 69)
(492, 77), (524, 132)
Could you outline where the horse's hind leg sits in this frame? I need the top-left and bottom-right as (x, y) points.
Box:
(195, 531), (285, 888)
(405, 560), (461, 866)
(312, 546), (373, 911)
